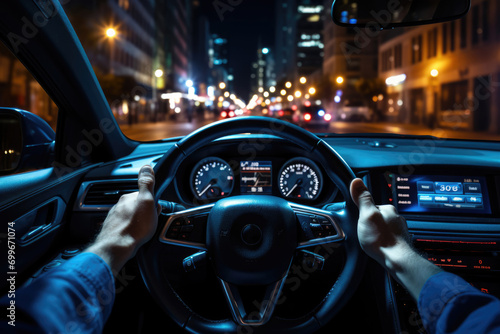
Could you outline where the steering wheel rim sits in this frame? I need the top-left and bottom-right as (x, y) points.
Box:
(138, 117), (365, 333)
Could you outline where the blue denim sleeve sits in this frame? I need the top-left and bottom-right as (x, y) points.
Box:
(418, 271), (500, 334)
(1, 252), (115, 333)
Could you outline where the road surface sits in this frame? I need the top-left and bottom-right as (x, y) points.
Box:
(120, 117), (500, 142)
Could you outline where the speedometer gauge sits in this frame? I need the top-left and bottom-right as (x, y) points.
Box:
(278, 158), (323, 200)
(190, 157), (234, 200)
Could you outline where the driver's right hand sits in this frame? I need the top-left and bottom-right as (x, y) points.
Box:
(349, 178), (412, 267)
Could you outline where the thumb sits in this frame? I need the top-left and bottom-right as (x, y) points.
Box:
(138, 165), (155, 197)
(350, 178), (376, 211)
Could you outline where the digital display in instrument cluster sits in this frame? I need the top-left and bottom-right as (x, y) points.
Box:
(240, 161), (272, 194)
(392, 175), (492, 214)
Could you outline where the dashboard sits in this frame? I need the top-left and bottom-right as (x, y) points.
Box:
(70, 134), (500, 334)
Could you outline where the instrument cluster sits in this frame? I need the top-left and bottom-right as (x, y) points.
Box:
(188, 156), (328, 203)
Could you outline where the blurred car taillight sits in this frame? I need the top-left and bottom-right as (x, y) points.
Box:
(229, 111), (235, 117)
(324, 114), (332, 121)
(304, 113), (312, 121)
(278, 110), (284, 117)
(221, 111), (227, 118)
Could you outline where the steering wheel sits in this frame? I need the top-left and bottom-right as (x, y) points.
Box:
(138, 117), (365, 333)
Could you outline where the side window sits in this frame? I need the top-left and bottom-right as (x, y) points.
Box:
(0, 42), (57, 175)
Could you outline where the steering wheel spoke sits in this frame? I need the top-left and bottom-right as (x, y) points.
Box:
(220, 274), (289, 326)
(290, 203), (346, 249)
(159, 204), (213, 250)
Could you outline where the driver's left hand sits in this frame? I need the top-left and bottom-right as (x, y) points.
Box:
(86, 165), (161, 273)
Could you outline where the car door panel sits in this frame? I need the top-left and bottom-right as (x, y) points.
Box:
(0, 166), (97, 292)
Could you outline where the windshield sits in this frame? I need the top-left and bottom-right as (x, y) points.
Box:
(58, 0), (499, 142)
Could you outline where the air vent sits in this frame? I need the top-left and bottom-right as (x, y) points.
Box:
(82, 181), (138, 206)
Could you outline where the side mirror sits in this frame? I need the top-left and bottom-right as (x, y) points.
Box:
(331, 0), (470, 30)
(0, 108), (55, 175)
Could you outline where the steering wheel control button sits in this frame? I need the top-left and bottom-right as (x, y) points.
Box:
(161, 210), (209, 248)
(298, 250), (325, 271)
(241, 224), (262, 246)
(182, 251), (207, 272)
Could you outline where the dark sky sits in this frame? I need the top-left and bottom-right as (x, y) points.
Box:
(199, 0), (276, 100)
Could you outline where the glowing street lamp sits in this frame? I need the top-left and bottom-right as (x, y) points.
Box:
(280, 89), (287, 96)
(299, 77), (307, 84)
(285, 81), (292, 89)
(308, 87), (316, 95)
(336, 76), (344, 84)
(269, 86), (276, 93)
(105, 28), (117, 38)
(287, 95), (294, 102)
(430, 69), (439, 77)
(155, 69), (164, 78)
(219, 82), (226, 90)
(294, 90), (302, 98)
(105, 27), (118, 75)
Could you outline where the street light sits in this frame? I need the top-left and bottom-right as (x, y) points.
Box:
(280, 89), (287, 96)
(219, 82), (226, 90)
(308, 87), (316, 95)
(430, 69), (439, 77)
(300, 77), (307, 84)
(285, 81), (292, 89)
(155, 69), (164, 78)
(336, 76), (344, 84)
(287, 95), (294, 102)
(258, 87), (264, 93)
(185, 79), (194, 87)
(269, 86), (276, 93)
(224, 91), (230, 98)
(294, 90), (302, 98)
(106, 28), (117, 38)
(263, 91), (269, 98)
(105, 27), (118, 75)
(262, 48), (270, 54)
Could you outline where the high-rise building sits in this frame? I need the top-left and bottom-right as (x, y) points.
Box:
(274, 0), (297, 83)
(274, 0), (325, 88)
(295, 0), (325, 77)
(322, 0), (378, 96)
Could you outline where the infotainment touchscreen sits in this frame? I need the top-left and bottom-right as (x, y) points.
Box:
(392, 175), (492, 215)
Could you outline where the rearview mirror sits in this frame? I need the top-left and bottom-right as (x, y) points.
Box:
(331, 0), (470, 30)
(0, 108), (55, 175)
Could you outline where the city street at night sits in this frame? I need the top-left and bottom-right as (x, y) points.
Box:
(121, 117), (500, 142)
(2, 1), (500, 334)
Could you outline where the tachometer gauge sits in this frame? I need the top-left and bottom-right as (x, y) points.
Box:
(278, 158), (322, 200)
(190, 157), (234, 200)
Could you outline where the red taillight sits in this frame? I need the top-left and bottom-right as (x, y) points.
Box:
(278, 110), (284, 117)
(229, 111), (235, 117)
(304, 113), (312, 121)
(304, 101), (311, 107)
(324, 114), (332, 121)
(221, 111), (227, 118)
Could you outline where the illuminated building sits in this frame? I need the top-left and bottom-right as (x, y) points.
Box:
(379, 0), (500, 133)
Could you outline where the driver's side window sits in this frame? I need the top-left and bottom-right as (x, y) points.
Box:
(0, 42), (57, 175)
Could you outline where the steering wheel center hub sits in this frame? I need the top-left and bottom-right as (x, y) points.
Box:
(241, 224), (262, 245)
(207, 195), (297, 285)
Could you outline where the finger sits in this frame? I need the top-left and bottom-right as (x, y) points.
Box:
(138, 165), (155, 196)
(350, 178), (376, 211)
